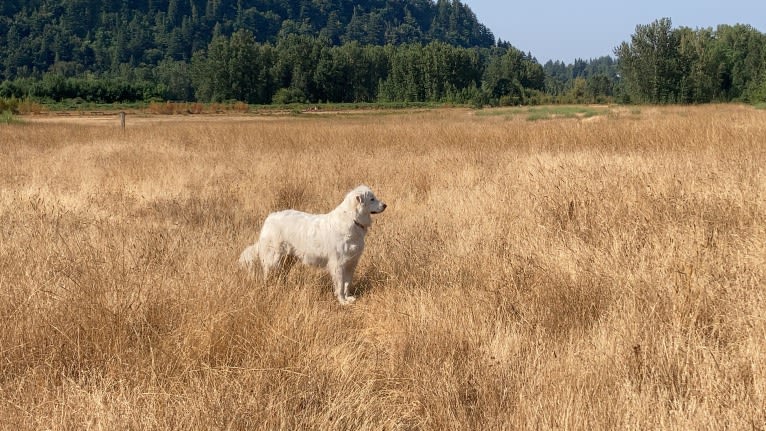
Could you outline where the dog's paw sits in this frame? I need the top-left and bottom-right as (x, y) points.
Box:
(339, 296), (356, 305)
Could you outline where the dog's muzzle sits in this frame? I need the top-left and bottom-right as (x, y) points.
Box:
(371, 203), (387, 214)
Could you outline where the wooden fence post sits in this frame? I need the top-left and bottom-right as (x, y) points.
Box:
(119, 111), (126, 130)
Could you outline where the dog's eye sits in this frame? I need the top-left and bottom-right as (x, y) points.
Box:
(371, 198), (376, 201)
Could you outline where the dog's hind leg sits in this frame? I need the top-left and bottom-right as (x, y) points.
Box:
(258, 242), (282, 281)
(274, 254), (297, 283)
(238, 243), (259, 277)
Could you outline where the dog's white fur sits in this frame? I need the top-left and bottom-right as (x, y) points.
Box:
(239, 185), (386, 305)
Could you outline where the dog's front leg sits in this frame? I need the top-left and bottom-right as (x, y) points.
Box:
(340, 264), (357, 304)
(330, 263), (355, 305)
(330, 264), (346, 304)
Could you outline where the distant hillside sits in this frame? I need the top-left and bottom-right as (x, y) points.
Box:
(0, 0), (495, 79)
(5, 5), (758, 107)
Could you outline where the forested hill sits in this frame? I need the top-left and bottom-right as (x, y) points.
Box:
(0, 0), (494, 79)
(1, 4), (764, 107)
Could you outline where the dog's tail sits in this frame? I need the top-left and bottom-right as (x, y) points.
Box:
(238, 242), (259, 273)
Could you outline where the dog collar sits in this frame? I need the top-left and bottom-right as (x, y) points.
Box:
(354, 220), (368, 231)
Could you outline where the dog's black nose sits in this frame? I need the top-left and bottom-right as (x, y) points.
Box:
(382, 203), (387, 210)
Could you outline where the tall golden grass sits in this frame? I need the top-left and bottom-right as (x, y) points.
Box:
(1, 105), (764, 429)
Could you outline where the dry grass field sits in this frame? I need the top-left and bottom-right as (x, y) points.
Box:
(1, 105), (765, 430)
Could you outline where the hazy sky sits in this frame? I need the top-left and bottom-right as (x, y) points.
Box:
(462, 0), (766, 64)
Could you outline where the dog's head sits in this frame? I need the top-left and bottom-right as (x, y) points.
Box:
(345, 185), (386, 228)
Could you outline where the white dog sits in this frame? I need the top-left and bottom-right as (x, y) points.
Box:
(239, 185), (386, 305)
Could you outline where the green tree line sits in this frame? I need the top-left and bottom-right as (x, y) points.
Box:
(0, 32), (548, 106)
(543, 56), (619, 103)
(1, 1), (765, 106)
(616, 18), (766, 103)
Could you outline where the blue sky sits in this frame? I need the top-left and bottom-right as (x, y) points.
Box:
(462, 0), (766, 64)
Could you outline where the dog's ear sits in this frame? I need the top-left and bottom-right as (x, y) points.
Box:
(356, 194), (364, 204)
